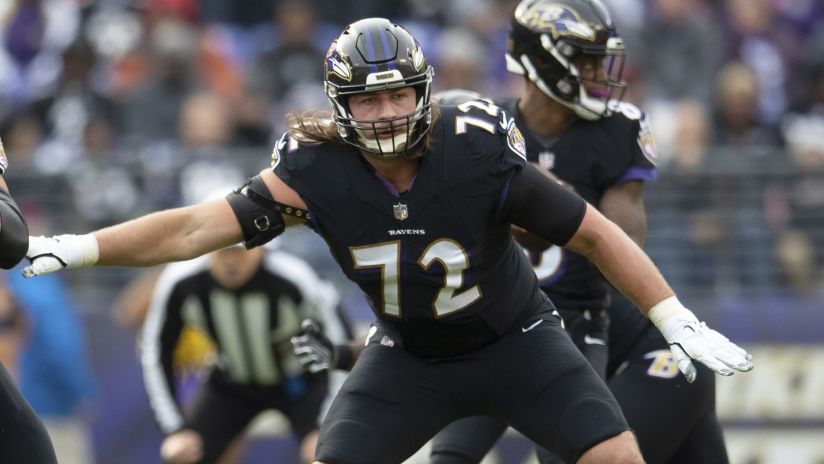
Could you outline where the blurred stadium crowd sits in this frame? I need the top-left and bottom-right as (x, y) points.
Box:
(0, 0), (823, 462)
(1, 0), (824, 296)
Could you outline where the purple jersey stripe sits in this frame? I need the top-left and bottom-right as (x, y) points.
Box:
(615, 166), (657, 184)
(496, 172), (515, 220)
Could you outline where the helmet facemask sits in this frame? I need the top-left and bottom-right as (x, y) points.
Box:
(326, 68), (434, 158)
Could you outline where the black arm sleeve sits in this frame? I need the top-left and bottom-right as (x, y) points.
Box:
(502, 163), (587, 246)
(0, 188), (28, 269)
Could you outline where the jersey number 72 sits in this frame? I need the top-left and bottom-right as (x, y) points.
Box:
(350, 239), (481, 318)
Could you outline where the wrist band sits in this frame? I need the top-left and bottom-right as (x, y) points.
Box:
(646, 296), (682, 329)
(77, 234), (100, 266)
(334, 344), (355, 371)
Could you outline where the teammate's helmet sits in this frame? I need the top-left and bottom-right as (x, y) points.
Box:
(507, 0), (626, 120)
(324, 18), (434, 157)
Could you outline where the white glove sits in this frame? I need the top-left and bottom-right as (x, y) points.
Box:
(649, 296), (753, 383)
(160, 429), (203, 464)
(22, 234), (99, 278)
(291, 319), (336, 373)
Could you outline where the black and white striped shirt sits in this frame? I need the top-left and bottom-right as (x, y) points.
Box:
(140, 249), (349, 433)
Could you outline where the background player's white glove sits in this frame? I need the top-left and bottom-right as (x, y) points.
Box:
(160, 429), (203, 464)
(291, 319), (336, 373)
(22, 234), (99, 278)
(649, 296), (753, 383)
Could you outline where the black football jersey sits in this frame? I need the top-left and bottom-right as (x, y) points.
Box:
(495, 99), (657, 312)
(273, 104), (562, 358)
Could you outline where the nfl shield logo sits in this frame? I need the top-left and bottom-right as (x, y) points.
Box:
(538, 151), (555, 170)
(393, 203), (409, 220)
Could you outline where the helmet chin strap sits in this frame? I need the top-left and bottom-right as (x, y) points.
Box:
(520, 54), (604, 121)
(505, 53), (526, 75)
(575, 90), (609, 120)
(352, 97), (427, 156)
(355, 129), (410, 155)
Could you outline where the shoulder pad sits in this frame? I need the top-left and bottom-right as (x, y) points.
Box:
(436, 104), (527, 195)
(605, 103), (657, 166)
(440, 103), (526, 157)
(271, 131), (339, 178)
(609, 101), (644, 122)
(269, 131), (351, 225)
(270, 132), (309, 169)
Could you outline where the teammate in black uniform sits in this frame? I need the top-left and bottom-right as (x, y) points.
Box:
(0, 139), (58, 464)
(23, 18), (752, 464)
(602, 293), (727, 464)
(429, 1), (730, 463)
(141, 245), (349, 463)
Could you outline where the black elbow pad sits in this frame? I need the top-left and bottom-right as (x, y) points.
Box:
(0, 189), (29, 269)
(226, 176), (286, 249)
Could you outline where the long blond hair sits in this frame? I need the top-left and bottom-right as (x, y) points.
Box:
(286, 102), (441, 159)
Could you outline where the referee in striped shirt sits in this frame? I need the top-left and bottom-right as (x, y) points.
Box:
(140, 244), (351, 464)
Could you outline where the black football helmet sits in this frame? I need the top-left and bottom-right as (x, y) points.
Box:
(507, 0), (626, 120)
(324, 18), (434, 157)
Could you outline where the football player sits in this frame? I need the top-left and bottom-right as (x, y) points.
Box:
(140, 245), (349, 464)
(0, 139), (58, 463)
(23, 18), (752, 464)
(428, 1), (731, 463)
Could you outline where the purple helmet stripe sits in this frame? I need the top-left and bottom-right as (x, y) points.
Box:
(363, 28), (378, 73)
(379, 27), (397, 70)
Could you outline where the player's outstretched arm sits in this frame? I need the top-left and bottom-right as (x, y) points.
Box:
(565, 204), (753, 382)
(24, 168), (310, 278)
(505, 164), (753, 382)
(23, 199), (244, 277)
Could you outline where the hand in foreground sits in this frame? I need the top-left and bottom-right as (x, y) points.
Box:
(291, 319), (336, 373)
(649, 297), (753, 383)
(160, 429), (203, 464)
(0, 137), (8, 174)
(22, 234), (99, 278)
